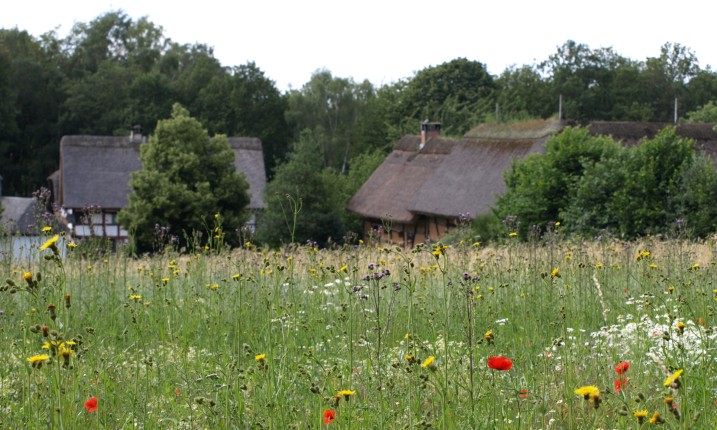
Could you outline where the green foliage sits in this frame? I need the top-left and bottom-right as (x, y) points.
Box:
(398, 58), (496, 135)
(118, 104), (250, 253)
(256, 130), (345, 247)
(497, 126), (717, 240)
(685, 101), (717, 123)
(495, 127), (620, 235)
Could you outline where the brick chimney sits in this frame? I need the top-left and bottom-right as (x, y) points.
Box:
(420, 120), (441, 150)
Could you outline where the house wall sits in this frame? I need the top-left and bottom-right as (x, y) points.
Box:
(71, 209), (128, 240)
(0, 235), (66, 264)
(361, 216), (453, 248)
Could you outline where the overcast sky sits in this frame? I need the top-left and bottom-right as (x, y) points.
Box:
(2, 0), (713, 92)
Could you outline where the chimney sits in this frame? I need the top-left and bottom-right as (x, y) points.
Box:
(420, 120), (441, 150)
(130, 125), (143, 143)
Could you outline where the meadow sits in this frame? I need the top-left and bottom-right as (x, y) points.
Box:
(2, 228), (717, 429)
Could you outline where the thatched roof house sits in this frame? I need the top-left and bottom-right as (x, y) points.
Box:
(348, 120), (717, 246)
(53, 134), (266, 241)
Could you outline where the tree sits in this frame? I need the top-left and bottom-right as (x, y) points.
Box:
(494, 127), (621, 236)
(399, 58), (496, 135)
(256, 130), (345, 247)
(118, 104), (250, 253)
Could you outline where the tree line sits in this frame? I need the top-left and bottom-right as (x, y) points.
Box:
(3, 11), (717, 246)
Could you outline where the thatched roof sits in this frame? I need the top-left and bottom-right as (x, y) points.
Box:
(60, 136), (142, 209)
(346, 136), (454, 223)
(584, 121), (717, 160)
(349, 120), (717, 223)
(228, 137), (267, 210)
(59, 135), (267, 211)
(0, 196), (39, 235)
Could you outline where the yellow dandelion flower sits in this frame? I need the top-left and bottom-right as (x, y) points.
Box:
(129, 294), (142, 301)
(27, 354), (50, 363)
(664, 369), (683, 387)
(421, 356), (436, 369)
(649, 411), (664, 424)
(161, 277), (170, 284)
(255, 354), (266, 361)
(42, 226), (52, 232)
(335, 390), (355, 399)
(207, 283), (219, 290)
(634, 410), (648, 423)
(67, 242), (77, 249)
(574, 386), (600, 399)
(508, 232), (518, 237)
(232, 273), (241, 280)
(550, 267), (559, 279)
(23, 271), (33, 282)
(39, 234), (59, 251)
(338, 265), (348, 273)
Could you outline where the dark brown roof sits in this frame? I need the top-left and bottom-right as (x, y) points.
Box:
(346, 135), (454, 223)
(59, 135), (266, 211)
(228, 137), (267, 210)
(0, 196), (38, 234)
(350, 120), (717, 223)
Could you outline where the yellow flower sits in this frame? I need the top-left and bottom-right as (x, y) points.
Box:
(129, 294), (142, 301)
(649, 411), (663, 424)
(508, 232), (518, 237)
(161, 277), (170, 284)
(255, 354), (266, 361)
(232, 273), (241, 280)
(67, 242), (77, 249)
(550, 268), (559, 279)
(39, 234), (59, 251)
(634, 409), (648, 423)
(574, 386), (600, 399)
(23, 271), (33, 282)
(421, 356), (436, 369)
(484, 329), (494, 341)
(335, 390), (355, 400)
(664, 369), (683, 387)
(207, 283), (219, 290)
(42, 226), (52, 232)
(338, 265), (348, 273)
(27, 354), (50, 363)
(635, 250), (650, 260)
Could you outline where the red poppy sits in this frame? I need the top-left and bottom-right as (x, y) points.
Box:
(487, 356), (513, 371)
(84, 397), (98, 413)
(323, 409), (336, 425)
(614, 377), (628, 392)
(615, 361), (630, 375)
(519, 389), (528, 399)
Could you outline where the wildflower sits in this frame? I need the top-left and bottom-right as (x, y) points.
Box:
(23, 271), (33, 282)
(58, 345), (73, 367)
(161, 277), (170, 284)
(614, 378), (628, 393)
(84, 397), (98, 413)
(207, 283), (219, 290)
(129, 294), (142, 302)
(575, 386), (600, 400)
(421, 356), (436, 370)
(487, 356), (512, 371)
(232, 273), (241, 280)
(649, 411), (664, 424)
(67, 242), (77, 249)
(47, 303), (56, 321)
(634, 410), (648, 424)
(635, 250), (650, 260)
(664, 369), (683, 389)
(484, 329), (494, 345)
(338, 265), (347, 273)
(64, 293), (71, 308)
(615, 361), (630, 375)
(323, 409), (336, 425)
(335, 390), (355, 402)
(519, 389), (528, 399)
(691, 263), (700, 270)
(42, 226), (52, 232)
(255, 354), (266, 362)
(508, 232), (518, 237)
(405, 354), (417, 364)
(26, 354), (50, 369)
(676, 321), (686, 335)
(39, 234), (59, 252)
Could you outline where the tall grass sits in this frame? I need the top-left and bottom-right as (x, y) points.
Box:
(2, 233), (717, 428)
